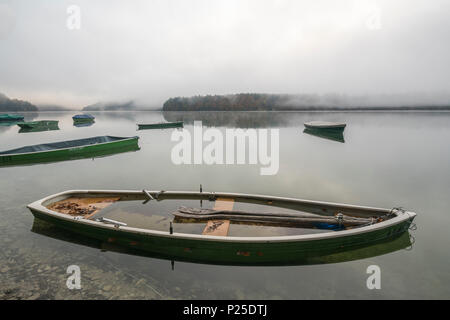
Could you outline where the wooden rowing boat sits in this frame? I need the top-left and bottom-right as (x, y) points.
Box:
(137, 121), (183, 130)
(17, 120), (59, 129)
(19, 124), (60, 134)
(304, 121), (346, 131)
(72, 114), (95, 123)
(0, 136), (139, 167)
(30, 216), (413, 266)
(27, 190), (416, 265)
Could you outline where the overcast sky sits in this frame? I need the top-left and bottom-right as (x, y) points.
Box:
(0, 0), (449, 108)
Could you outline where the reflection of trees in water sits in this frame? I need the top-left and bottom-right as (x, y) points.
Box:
(162, 111), (301, 128)
(91, 111), (138, 122)
(164, 110), (450, 130)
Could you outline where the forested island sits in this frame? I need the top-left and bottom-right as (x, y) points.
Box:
(0, 92), (38, 112)
(162, 93), (450, 111)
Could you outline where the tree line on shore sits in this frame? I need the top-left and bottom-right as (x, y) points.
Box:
(162, 93), (450, 111)
(0, 92), (38, 112)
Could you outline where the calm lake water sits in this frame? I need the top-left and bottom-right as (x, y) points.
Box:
(0, 111), (449, 299)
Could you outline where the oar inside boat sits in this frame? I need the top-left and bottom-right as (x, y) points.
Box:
(172, 206), (375, 230)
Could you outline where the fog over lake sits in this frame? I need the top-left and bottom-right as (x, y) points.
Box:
(0, 0), (450, 108)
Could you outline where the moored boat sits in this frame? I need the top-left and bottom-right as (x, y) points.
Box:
(0, 135), (139, 167)
(27, 189), (416, 265)
(0, 114), (24, 122)
(17, 120), (59, 129)
(74, 121), (95, 128)
(304, 121), (346, 131)
(137, 121), (183, 130)
(73, 114), (95, 123)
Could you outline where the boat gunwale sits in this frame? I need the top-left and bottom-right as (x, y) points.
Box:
(0, 136), (139, 157)
(137, 122), (183, 127)
(73, 114), (95, 119)
(27, 189), (416, 244)
(304, 123), (347, 129)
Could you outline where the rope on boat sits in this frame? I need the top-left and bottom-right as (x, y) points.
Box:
(389, 207), (405, 216)
(142, 190), (166, 203)
(405, 234), (416, 251)
(154, 190), (165, 200)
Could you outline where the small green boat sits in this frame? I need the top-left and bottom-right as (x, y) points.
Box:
(137, 121), (183, 130)
(0, 114), (24, 122)
(17, 120), (59, 129)
(27, 189), (416, 266)
(0, 135), (139, 167)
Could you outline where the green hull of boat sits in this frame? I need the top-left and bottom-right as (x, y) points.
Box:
(28, 208), (414, 266)
(19, 124), (60, 134)
(0, 114), (24, 122)
(31, 216), (412, 266)
(0, 136), (139, 167)
(138, 122), (183, 130)
(73, 118), (95, 124)
(17, 120), (59, 129)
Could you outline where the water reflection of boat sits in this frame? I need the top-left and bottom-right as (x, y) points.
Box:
(303, 128), (345, 143)
(0, 136), (139, 167)
(74, 121), (95, 128)
(19, 125), (60, 133)
(162, 111), (294, 128)
(0, 121), (22, 127)
(27, 190), (416, 266)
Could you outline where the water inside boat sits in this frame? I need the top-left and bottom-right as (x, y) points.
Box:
(46, 196), (380, 237)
